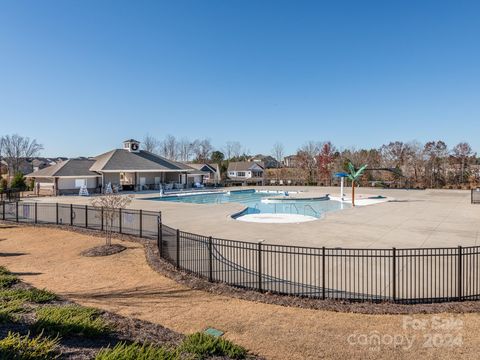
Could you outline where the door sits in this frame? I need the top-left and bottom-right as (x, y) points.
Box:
(140, 177), (146, 190)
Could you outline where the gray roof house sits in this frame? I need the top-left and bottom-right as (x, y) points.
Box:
(26, 139), (198, 195)
(185, 163), (221, 184)
(226, 161), (264, 186)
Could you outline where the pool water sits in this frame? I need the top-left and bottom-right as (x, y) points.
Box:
(149, 189), (350, 219)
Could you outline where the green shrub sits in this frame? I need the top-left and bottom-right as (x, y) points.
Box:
(0, 266), (11, 276)
(0, 288), (57, 304)
(0, 299), (25, 323)
(0, 274), (19, 288)
(95, 342), (177, 360)
(10, 173), (27, 191)
(0, 332), (59, 359)
(178, 332), (247, 359)
(34, 305), (109, 338)
(0, 178), (7, 193)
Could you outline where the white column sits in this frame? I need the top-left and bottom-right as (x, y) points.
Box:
(340, 177), (344, 201)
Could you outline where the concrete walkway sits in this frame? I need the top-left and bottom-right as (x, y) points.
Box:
(34, 187), (480, 248)
(1, 226), (479, 359)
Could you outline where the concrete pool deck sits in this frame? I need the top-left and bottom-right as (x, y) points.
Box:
(33, 187), (480, 249)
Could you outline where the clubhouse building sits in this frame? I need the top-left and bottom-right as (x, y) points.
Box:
(26, 139), (203, 195)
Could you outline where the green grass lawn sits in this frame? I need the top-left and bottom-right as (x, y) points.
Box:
(0, 332), (59, 360)
(34, 305), (110, 338)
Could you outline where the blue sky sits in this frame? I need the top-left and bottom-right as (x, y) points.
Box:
(0, 0), (479, 157)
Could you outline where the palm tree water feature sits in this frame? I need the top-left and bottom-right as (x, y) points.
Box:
(346, 162), (368, 206)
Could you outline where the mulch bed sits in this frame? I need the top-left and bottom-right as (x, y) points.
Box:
(80, 244), (126, 257)
(4, 221), (480, 315)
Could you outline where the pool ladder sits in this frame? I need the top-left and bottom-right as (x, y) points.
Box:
(304, 204), (319, 217)
(290, 203), (299, 214)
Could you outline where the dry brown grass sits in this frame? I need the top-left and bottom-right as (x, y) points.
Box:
(1, 226), (479, 360)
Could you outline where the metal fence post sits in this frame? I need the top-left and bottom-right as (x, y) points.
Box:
(322, 246), (326, 300)
(208, 236), (213, 282)
(176, 229), (180, 268)
(16, 201), (19, 222)
(85, 205), (88, 228)
(101, 207), (104, 231)
(34, 202), (38, 224)
(458, 245), (463, 301)
(139, 210), (143, 238)
(55, 203), (59, 225)
(392, 247), (396, 302)
(258, 242), (263, 292)
(157, 212), (163, 258)
(70, 204), (73, 226)
(2, 201), (5, 221)
(119, 208), (122, 234)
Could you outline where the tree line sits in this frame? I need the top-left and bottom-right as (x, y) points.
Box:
(1, 133), (478, 190)
(288, 140), (479, 189)
(143, 135), (479, 189)
(141, 134), (252, 163)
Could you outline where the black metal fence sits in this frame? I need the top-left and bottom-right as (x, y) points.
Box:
(2, 201), (480, 304)
(471, 189), (480, 204)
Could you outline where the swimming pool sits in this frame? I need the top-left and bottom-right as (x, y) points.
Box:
(147, 189), (351, 221)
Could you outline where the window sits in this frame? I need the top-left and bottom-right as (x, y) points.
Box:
(237, 171), (246, 177)
(75, 179), (86, 188)
(229, 171), (235, 176)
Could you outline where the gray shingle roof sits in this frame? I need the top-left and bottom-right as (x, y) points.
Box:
(227, 161), (264, 172)
(90, 149), (195, 172)
(26, 159), (99, 177)
(185, 163), (219, 173)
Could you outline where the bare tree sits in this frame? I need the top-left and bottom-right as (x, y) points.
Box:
(0, 134), (43, 176)
(424, 141), (448, 188)
(271, 142), (284, 165)
(159, 135), (178, 160)
(380, 141), (408, 168)
(452, 142), (474, 184)
(91, 194), (133, 246)
(223, 141), (243, 160)
(404, 141), (424, 186)
(297, 141), (320, 184)
(177, 138), (195, 162)
(142, 134), (159, 153)
(194, 139), (213, 162)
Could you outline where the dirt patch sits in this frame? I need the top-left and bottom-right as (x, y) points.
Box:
(80, 244), (127, 257)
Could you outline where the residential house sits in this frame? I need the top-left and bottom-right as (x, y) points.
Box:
(185, 163), (221, 185)
(283, 155), (301, 168)
(226, 161), (264, 186)
(26, 139), (198, 195)
(0, 157), (68, 177)
(249, 154), (281, 169)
